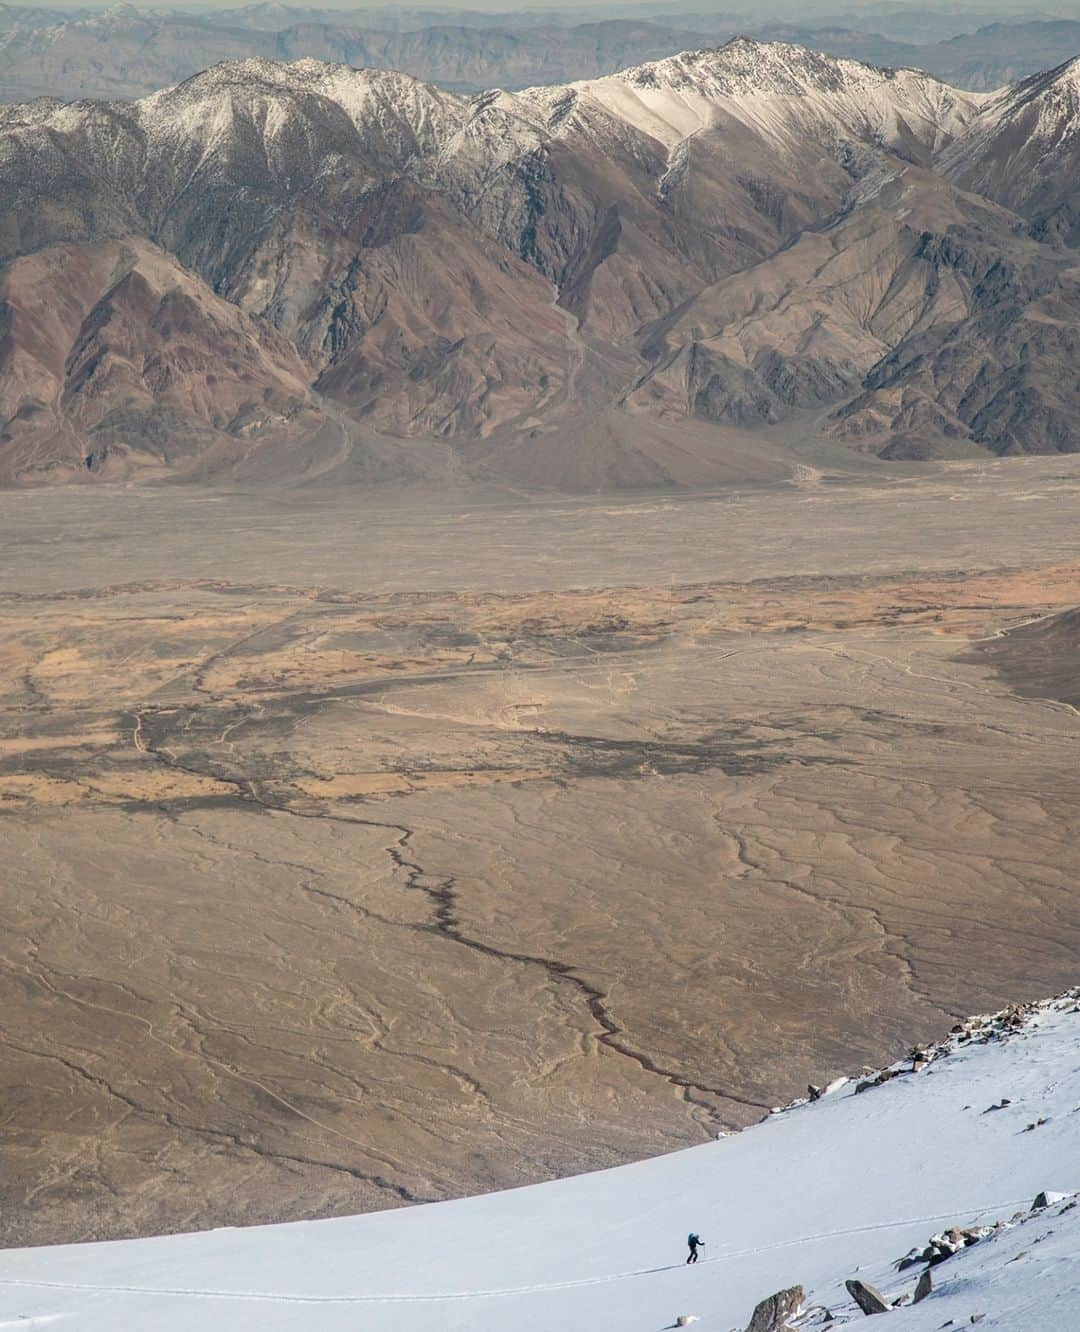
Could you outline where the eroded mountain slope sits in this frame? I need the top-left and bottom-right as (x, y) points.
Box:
(1, 41), (1078, 483)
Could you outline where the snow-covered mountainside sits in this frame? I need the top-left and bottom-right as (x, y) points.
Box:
(517, 38), (984, 155)
(942, 55), (1080, 243)
(1, 991), (1077, 1330)
(135, 58), (472, 174)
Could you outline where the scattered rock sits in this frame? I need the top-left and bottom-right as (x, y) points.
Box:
(909, 1045), (933, 1071)
(914, 1269), (933, 1303)
(970, 1316), (986, 1325)
(898, 1224), (990, 1272)
(938, 1229), (981, 1262)
(760, 990), (1072, 1137)
(845, 1279), (890, 1315)
(744, 1285), (804, 1332)
(929, 1234), (960, 1266)
(675, 1316), (700, 1327)
(897, 1246), (925, 1272)
(855, 1069), (899, 1094)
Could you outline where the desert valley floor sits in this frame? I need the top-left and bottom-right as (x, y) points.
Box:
(2, 455), (1079, 1247)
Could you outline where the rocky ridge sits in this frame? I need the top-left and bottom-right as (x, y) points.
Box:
(749, 987), (1080, 1327)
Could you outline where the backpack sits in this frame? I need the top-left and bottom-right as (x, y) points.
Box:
(688, 1233), (698, 1246)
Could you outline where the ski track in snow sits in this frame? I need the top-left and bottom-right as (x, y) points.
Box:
(1, 998), (1078, 1330)
(0, 1199), (1035, 1306)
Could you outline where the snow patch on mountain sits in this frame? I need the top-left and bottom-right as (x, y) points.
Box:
(976, 53), (1080, 137)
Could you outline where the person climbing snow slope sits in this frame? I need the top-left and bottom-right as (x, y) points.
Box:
(686, 1233), (704, 1264)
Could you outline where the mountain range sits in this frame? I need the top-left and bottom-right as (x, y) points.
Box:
(1, 8), (1079, 102)
(0, 12), (715, 100)
(3, 37), (1080, 485)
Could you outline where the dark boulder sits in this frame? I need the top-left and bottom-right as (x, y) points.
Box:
(845, 1279), (890, 1315)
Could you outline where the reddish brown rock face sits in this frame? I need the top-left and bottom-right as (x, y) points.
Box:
(0, 240), (321, 483)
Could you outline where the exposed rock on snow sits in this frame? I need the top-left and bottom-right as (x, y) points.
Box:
(942, 56), (1080, 242)
(744, 1284), (804, 1331)
(845, 1278), (890, 1315)
(523, 38), (983, 158)
(1031, 1190), (1070, 1210)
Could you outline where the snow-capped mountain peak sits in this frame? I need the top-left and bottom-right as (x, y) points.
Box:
(619, 36), (902, 97)
(136, 57), (470, 144)
(984, 51), (1080, 134)
(514, 37), (984, 156)
(939, 52), (1080, 224)
(128, 58), (474, 188)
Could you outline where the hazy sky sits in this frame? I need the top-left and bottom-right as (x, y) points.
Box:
(13, 0), (1080, 19)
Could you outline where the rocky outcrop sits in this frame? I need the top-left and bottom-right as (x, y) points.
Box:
(744, 1285), (804, 1331)
(897, 1224), (995, 1271)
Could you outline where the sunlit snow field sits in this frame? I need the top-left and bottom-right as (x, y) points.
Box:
(2, 996), (1078, 1331)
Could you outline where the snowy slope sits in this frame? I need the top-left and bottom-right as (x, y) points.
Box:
(515, 38), (986, 155)
(134, 57), (472, 162)
(1, 992), (1078, 1331)
(940, 55), (1080, 230)
(946, 55), (1080, 166)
